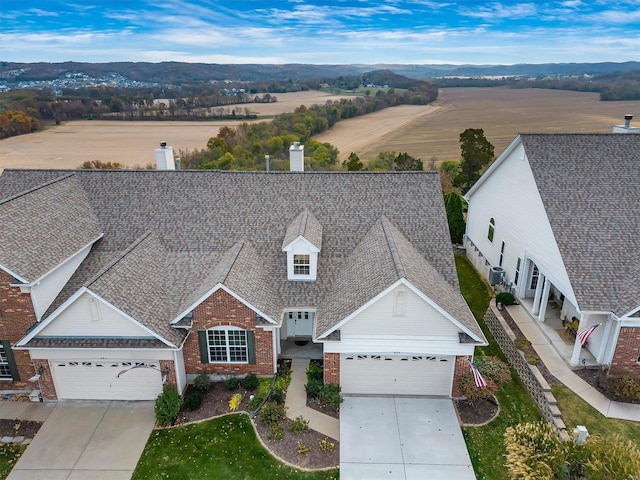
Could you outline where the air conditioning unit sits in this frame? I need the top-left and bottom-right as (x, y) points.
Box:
(489, 266), (505, 285)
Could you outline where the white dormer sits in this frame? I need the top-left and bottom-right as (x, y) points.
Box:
(281, 209), (322, 281)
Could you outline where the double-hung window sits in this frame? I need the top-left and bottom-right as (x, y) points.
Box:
(208, 328), (247, 363)
(198, 327), (255, 364)
(293, 254), (310, 275)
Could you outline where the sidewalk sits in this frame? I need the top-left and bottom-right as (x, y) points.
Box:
(0, 400), (56, 445)
(505, 304), (640, 422)
(285, 358), (340, 441)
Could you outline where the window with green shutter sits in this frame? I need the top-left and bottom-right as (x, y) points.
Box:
(197, 328), (255, 364)
(0, 340), (20, 381)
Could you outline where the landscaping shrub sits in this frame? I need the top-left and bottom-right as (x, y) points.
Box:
(306, 361), (323, 383)
(277, 361), (290, 376)
(268, 423), (285, 440)
(495, 291), (516, 306)
(242, 373), (259, 390)
(288, 415), (310, 435)
(600, 372), (640, 402)
(228, 393), (242, 411)
(259, 401), (286, 426)
(224, 376), (240, 391)
(184, 392), (202, 411)
(319, 383), (343, 410)
(248, 394), (264, 411)
(269, 388), (285, 405)
(305, 378), (323, 399)
(154, 387), (183, 426)
(319, 437), (336, 452)
(193, 373), (211, 392)
(297, 440), (311, 454)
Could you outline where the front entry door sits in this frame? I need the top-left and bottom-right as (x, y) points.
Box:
(286, 311), (313, 338)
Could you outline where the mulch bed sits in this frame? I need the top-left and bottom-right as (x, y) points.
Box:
(0, 419), (42, 439)
(306, 398), (339, 419)
(177, 381), (339, 470)
(455, 397), (499, 425)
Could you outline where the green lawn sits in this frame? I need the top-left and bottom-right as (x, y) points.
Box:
(552, 384), (640, 441)
(0, 444), (25, 480)
(455, 255), (543, 480)
(132, 414), (338, 480)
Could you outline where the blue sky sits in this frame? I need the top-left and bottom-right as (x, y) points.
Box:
(1, 1), (639, 65)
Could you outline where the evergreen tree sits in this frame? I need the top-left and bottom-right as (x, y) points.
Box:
(444, 191), (466, 244)
(343, 152), (365, 171)
(393, 152), (423, 171)
(453, 128), (494, 193)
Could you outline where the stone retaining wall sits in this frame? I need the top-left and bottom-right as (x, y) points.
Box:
(484, 305), (569, 441)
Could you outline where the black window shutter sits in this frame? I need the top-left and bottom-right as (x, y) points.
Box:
(197, 331), (209, 363)
(1, 340), (20, 381)
(246, 331), (256, 364)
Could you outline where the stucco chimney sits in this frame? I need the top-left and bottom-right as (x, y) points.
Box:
(612, 114), (639, 134)
(289, 142), (304, 172)
(155, 141), (176, 170)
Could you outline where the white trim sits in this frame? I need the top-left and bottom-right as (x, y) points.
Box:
(16, 288), (176, 348)
(32, 234), (104, 285)
(317, 278), (486, 343)
(0, 265), (28, 285)
(622, 305), (640, 319)
(465, 135), (522, 200)
(170, 283), (277, 326)
(281, 236), (320, 253)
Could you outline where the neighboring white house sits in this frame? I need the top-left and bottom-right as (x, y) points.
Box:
(464, 133), (640, 373)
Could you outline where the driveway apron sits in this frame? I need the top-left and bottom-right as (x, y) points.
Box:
(8, 401), (155, 480)
(340, 397), (476, 480)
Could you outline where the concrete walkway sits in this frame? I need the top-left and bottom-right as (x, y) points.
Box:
(505, 304), (640, 422)
(285, 358), (340, 441)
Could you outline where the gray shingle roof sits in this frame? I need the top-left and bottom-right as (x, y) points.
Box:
(520, 134), (640, 316)
(282, 209), (323, 250)
(0, 170), (480, 343)
(0, 175), (102, 282)
(316, 217), (485, 341)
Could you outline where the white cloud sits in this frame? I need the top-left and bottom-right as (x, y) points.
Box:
(459, 2), (538, 21)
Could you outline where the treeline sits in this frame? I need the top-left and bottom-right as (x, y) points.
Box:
(0, 110), (40, 138)
(180, 85), (438, 171)
(433, 72), (640, 101)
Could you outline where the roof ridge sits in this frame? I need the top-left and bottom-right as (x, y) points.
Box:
(379, 216), (405, 279)
(0, 173), (76, 205)
(85, 231), (154, 287)
(297, 209), (309, 236)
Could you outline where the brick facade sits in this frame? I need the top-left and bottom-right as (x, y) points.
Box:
(323, 352), (339, 385)
(32, 359), (56, 401)
(0, 270), (37, 390)
(452, 355), (468, 398)
(182, 289), (274, 378)
(611, 326), (640, 374)
(159, 359), (177, 389)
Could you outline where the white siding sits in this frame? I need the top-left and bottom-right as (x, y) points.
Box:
(341, 284), (460, 338)
(38, 292), (152, 337)
(30, 244), (93, 320)
(465, 143), (577, 306)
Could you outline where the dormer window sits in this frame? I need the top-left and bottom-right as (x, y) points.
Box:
(293, 254), (310, 275)
(282, 209), (322, 282)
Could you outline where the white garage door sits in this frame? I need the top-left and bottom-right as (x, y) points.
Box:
(51, 360), (163, 400)
(341, 354), (454, 396)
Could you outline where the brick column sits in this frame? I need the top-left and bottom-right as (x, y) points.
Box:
(159, 360), (177, 389)
(452, 355), (468, 398)
(323, 352), (340, 385)
(32, 359), (57, 401)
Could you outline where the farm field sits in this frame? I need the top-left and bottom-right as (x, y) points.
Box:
(1, 87), (639, 172)
(0, 91), (355, 172)
(317, 87), (640, 163)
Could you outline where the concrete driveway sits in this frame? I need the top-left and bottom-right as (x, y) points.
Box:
(8, 401), (155, 480)
(340, 397), (476, 480)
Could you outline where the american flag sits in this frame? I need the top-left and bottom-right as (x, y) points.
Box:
(466, 358), (487, 388)
(578, 324), (601, 346)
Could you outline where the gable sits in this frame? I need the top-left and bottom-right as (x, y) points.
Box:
(465, 139), (577, 306)
(35, 292), (155, 338)
(340, 284), (460, 338)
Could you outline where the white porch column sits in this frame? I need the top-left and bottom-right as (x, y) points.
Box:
(537, 278), (552, 322)
(596, 318), (613, 364)
(570, 317), (584, 366)
(532, 272), (546, 315)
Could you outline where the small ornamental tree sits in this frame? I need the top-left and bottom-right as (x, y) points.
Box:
(456, 355), (510, 404)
